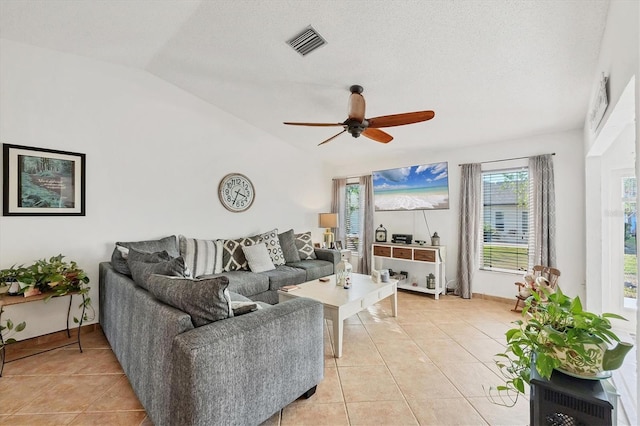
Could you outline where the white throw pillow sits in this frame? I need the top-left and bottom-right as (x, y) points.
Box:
(242, 243), (276, 273)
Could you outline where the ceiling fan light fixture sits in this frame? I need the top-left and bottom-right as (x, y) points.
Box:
(287, 26), (327, 56)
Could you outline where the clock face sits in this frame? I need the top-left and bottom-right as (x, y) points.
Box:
(376, 230), (386, 242)
(218, 173), (255, 212)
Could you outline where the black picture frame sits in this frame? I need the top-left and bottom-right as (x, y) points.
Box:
(3, 144), (86, 216)
(334, 241), (343, 251)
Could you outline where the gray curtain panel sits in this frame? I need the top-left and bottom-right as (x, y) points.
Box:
(456, 163), (481, 299)
(529, 154), (556, 267)
(331, 178), (347, 246)
(359, 175), (374, 274)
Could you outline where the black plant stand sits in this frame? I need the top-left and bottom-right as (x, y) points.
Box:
(0, 292), (85, 376)
(530, 364), (616, 426)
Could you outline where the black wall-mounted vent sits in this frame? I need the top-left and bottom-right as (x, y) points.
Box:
(287, 26), (327, 56)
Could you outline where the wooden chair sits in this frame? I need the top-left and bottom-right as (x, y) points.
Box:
(513, 265), (561, 312)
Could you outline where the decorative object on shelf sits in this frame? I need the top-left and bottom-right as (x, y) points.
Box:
(2, 144), (86, 216)
(336, 252), (353, 288)
(380, 269), (389, 283)
(371, 270), (381, 283)
(218, 173), (255, 212)
(487, 286), (633, 407)
(318, 213), (338, 247)
(391, 233), (413, 244)
(430, 232), (440, 246)
(426, 273), (436, 289)
(375, 224), (387, 242)
(334, 241), (343, 251)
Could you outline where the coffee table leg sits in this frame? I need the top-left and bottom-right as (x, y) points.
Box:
(332, 312), (343, 358)
(391, 286), (398, 317)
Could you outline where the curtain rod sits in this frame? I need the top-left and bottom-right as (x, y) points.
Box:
(458, 153), (555, 166)
(332, 174), (371, 180)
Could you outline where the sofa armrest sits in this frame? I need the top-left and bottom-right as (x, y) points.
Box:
(314, 248), (340, 268)
(169, 297), (324, 426)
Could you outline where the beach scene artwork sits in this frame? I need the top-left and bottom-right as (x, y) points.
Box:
(373, 162), (449, 211)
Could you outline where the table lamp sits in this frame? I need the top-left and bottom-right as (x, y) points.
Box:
(318, 213), (338, 247)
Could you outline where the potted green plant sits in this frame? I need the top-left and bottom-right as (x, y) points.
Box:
(488, 286), (633, 407)
(1, 255), (93, 323)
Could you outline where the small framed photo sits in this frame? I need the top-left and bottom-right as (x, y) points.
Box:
(3, 144), (86, 216)
(313, 243), (321, 248)
(334, 241), (343, 250)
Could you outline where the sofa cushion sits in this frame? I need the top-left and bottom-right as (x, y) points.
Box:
(221, 236), (259, 271)
(110, 236), (179, 276)
(206, 271), (270, 298)
(260, 265), (307, 290)
(294, 231), (317, 260)
(147, 274), (233, 327)
(278, 229), (301, 263)
(287, 259), (334, 281)
(179, 235), (224, 278)
(129, 257), (186, 290)
(242, 243), (276, 273)
(257, 228), (286, 266)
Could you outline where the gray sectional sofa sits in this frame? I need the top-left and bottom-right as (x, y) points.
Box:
(99, 232), (338, 426)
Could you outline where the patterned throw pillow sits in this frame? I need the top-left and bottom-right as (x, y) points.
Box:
(221, 236), (259, 271)
(258, 229), (286, 266)
(294, 231), (317, 260)
(179, 235), (224, 278)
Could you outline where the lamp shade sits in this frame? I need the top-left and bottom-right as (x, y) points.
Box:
(318, 213), (338, 228)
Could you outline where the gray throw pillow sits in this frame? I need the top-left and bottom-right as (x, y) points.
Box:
(278, 229), (300, 263)
(110, 236), (179, 276)
(242, 243), (276, 273)
(147, 274), (233, 327)
(128, 257), (186, 290)
(128, 248), (172, 263)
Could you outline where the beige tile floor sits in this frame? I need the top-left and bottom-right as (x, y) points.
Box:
(1, 292), (539, 425)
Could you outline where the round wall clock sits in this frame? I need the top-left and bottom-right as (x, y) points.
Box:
(218, 173), (255, 212)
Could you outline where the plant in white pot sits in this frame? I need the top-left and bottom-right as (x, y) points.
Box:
(487, 286), (633, 407)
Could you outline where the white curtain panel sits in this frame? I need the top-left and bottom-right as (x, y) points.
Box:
(456, 163), (481, 299)
(358, 175), (374, 274)
(331, 178), (347, 245)
(529, 154), (557, 267)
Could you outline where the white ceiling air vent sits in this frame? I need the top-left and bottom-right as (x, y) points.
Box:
(287, 26), (327, 56)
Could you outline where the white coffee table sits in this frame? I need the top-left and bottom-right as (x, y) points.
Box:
(278, 273), (397, 357)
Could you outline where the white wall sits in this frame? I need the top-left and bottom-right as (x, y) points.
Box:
(0, 40), (332, 340)
(583, 0), (639, 316)
(332, 130), (586, 300)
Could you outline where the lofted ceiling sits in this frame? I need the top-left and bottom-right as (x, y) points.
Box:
(0, 0), (610, 166)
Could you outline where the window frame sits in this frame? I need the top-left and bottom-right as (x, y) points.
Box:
(480, 163), (530, 274)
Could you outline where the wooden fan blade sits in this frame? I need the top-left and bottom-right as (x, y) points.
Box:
(348, 93), (366, 122)
(318, 129), (347, 146)
(367, 111), (435, 128)
(283, 121), (344, 127)
(362, 128), (393, 143)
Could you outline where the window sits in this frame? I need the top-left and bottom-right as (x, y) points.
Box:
(345, 183), (360, 252)
(481, 167), (529, 272)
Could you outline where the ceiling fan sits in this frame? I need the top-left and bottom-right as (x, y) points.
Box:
(283, 85), (435, 146)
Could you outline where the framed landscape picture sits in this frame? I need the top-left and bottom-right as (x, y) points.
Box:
(3, 144), (86, 216)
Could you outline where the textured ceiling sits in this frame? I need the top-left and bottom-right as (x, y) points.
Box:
(0, 0), (610, 166)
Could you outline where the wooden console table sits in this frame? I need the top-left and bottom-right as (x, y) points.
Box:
(0, 292), (85, 376)
(372, 243), (446, 299)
